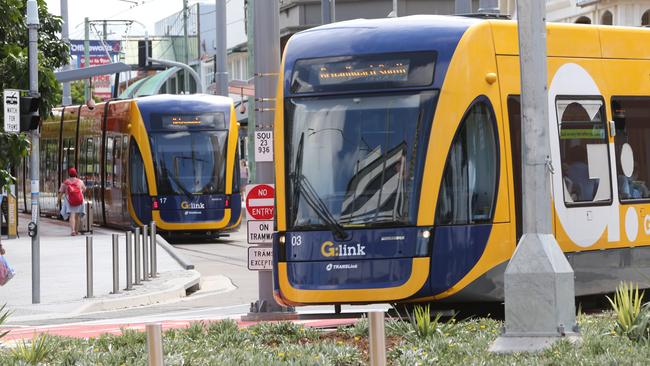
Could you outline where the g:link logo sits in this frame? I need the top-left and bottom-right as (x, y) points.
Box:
(181, 201), (205, 209)
(320, 241), (366, 257)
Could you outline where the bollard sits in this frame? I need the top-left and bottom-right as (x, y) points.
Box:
(111, 234), (120, 294)
(125, 231), (133, 291)
(146, 323), (164, 366)
(134, 227), (141, 285)
(85, 236), (93, 298)
(369, 312), (386, 366)
(142, 225), (150, 281)
(150, 221), (157, 278)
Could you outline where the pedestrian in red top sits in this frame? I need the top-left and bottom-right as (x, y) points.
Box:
(58, 167), (87, 236)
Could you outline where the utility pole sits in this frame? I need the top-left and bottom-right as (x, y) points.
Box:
(455, 0), (471, 14)
(244, 0), (294, 319)
(321, 0), (332, 24)
(215, 0), (228, 96)
(183, 0), (191, 93)
(84, 17), (90, 101)
(490, 0), (578, 353)
(246, 0), (255, 181)
(60, 0), (71, 105)
(26, 0), (40, 304)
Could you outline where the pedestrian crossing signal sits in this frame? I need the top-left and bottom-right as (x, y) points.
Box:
(19, 95), (40, 132)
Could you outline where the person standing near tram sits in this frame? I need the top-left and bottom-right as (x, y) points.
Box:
(58, 167), (86, 236)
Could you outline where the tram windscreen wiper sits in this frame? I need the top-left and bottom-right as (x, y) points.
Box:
(291, 172), (348, 240)
(291, 132), (347, 239)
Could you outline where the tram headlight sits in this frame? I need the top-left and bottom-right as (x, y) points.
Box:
(415, 227), (433, 257)
(279, 235), (286, 244)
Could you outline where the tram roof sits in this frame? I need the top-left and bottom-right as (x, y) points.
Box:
(283, 15), (481, 92)
(134, 94), (233, 128)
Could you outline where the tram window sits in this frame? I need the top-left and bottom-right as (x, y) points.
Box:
(114, 137), (121, 187)
(129, 140), (148, 195)
(85, 138), (94, 178)
(436, 98), (498, 225)
(106, 136), (114, 187)
(556, 98), (611, 205)
(612, 97), (650, 201)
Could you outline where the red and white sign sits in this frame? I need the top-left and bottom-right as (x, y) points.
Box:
(245, 184), (274, 220)
(80, 56), (112, 101)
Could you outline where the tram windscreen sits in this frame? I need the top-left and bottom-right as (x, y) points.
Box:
(286, 92), (436, 229)
(151, 131), (228, 196)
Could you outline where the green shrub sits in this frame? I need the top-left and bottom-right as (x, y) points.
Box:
(0, 304), (11, 340)
(11, 333), (56, 365)
(606, 281), (650, 342)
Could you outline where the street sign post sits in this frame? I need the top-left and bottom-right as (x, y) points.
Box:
(3, 90), (20, 134)
(247, 247), (273, 271)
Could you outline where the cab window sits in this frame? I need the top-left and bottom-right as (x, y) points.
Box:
(436, 98), (498, 225)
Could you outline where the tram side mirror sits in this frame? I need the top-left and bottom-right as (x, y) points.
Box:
(239, 102), (246, 114)
(86, 98), (96, 110)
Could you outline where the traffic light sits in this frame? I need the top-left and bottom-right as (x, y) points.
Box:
(19, 95), (40, 132)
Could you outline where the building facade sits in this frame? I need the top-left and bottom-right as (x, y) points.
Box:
(546, 0), (650, 26)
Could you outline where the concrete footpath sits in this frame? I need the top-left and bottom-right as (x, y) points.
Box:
(0, 215), (201, 324)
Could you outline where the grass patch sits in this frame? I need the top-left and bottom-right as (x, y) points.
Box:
(2, 313), (650, 365)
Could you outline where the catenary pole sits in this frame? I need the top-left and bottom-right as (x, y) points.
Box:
(26, 0), (40, 304)
(490, 0), (578, 353)
(246, 0), (255, 181)
(249, 0), (284, 314)
(183, 0), (190, 93)
(60, 0), (71, 106)
(84, 17), (90, 101)
(215, 0), (228, 96)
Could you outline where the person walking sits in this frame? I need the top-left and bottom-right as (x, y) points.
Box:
(58, 167), (86, 236)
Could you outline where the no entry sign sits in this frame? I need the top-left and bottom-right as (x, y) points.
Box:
(246, 184), (275, 220)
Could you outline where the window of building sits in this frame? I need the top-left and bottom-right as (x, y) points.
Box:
(643, 10), (650, 26)
(556, 98), (611, 205)
(436, 98), (498, 225)
(612, 97), (650, 201)
(575, 16), (592, 24)
(601, 10), (613, 25)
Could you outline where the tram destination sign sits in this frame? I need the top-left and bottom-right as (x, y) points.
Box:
(248, 246), (273, 271)
(3, 89), (19, 134)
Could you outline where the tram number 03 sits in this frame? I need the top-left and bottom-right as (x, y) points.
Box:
(291, 236), (302, 246)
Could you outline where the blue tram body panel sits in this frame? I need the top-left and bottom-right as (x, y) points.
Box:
(285, 228), (421, 261)
(429, 225), (492, 295)
(131, 195), (153, 224)
(157, 195), (227, 223)
(287, 259), (413, 290)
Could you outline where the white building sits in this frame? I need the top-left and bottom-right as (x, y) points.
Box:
(546, 0), (650, 26)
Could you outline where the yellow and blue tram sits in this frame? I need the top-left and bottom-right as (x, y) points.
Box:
(18, 94), (242, 238)
(272, 15), (650, 305)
